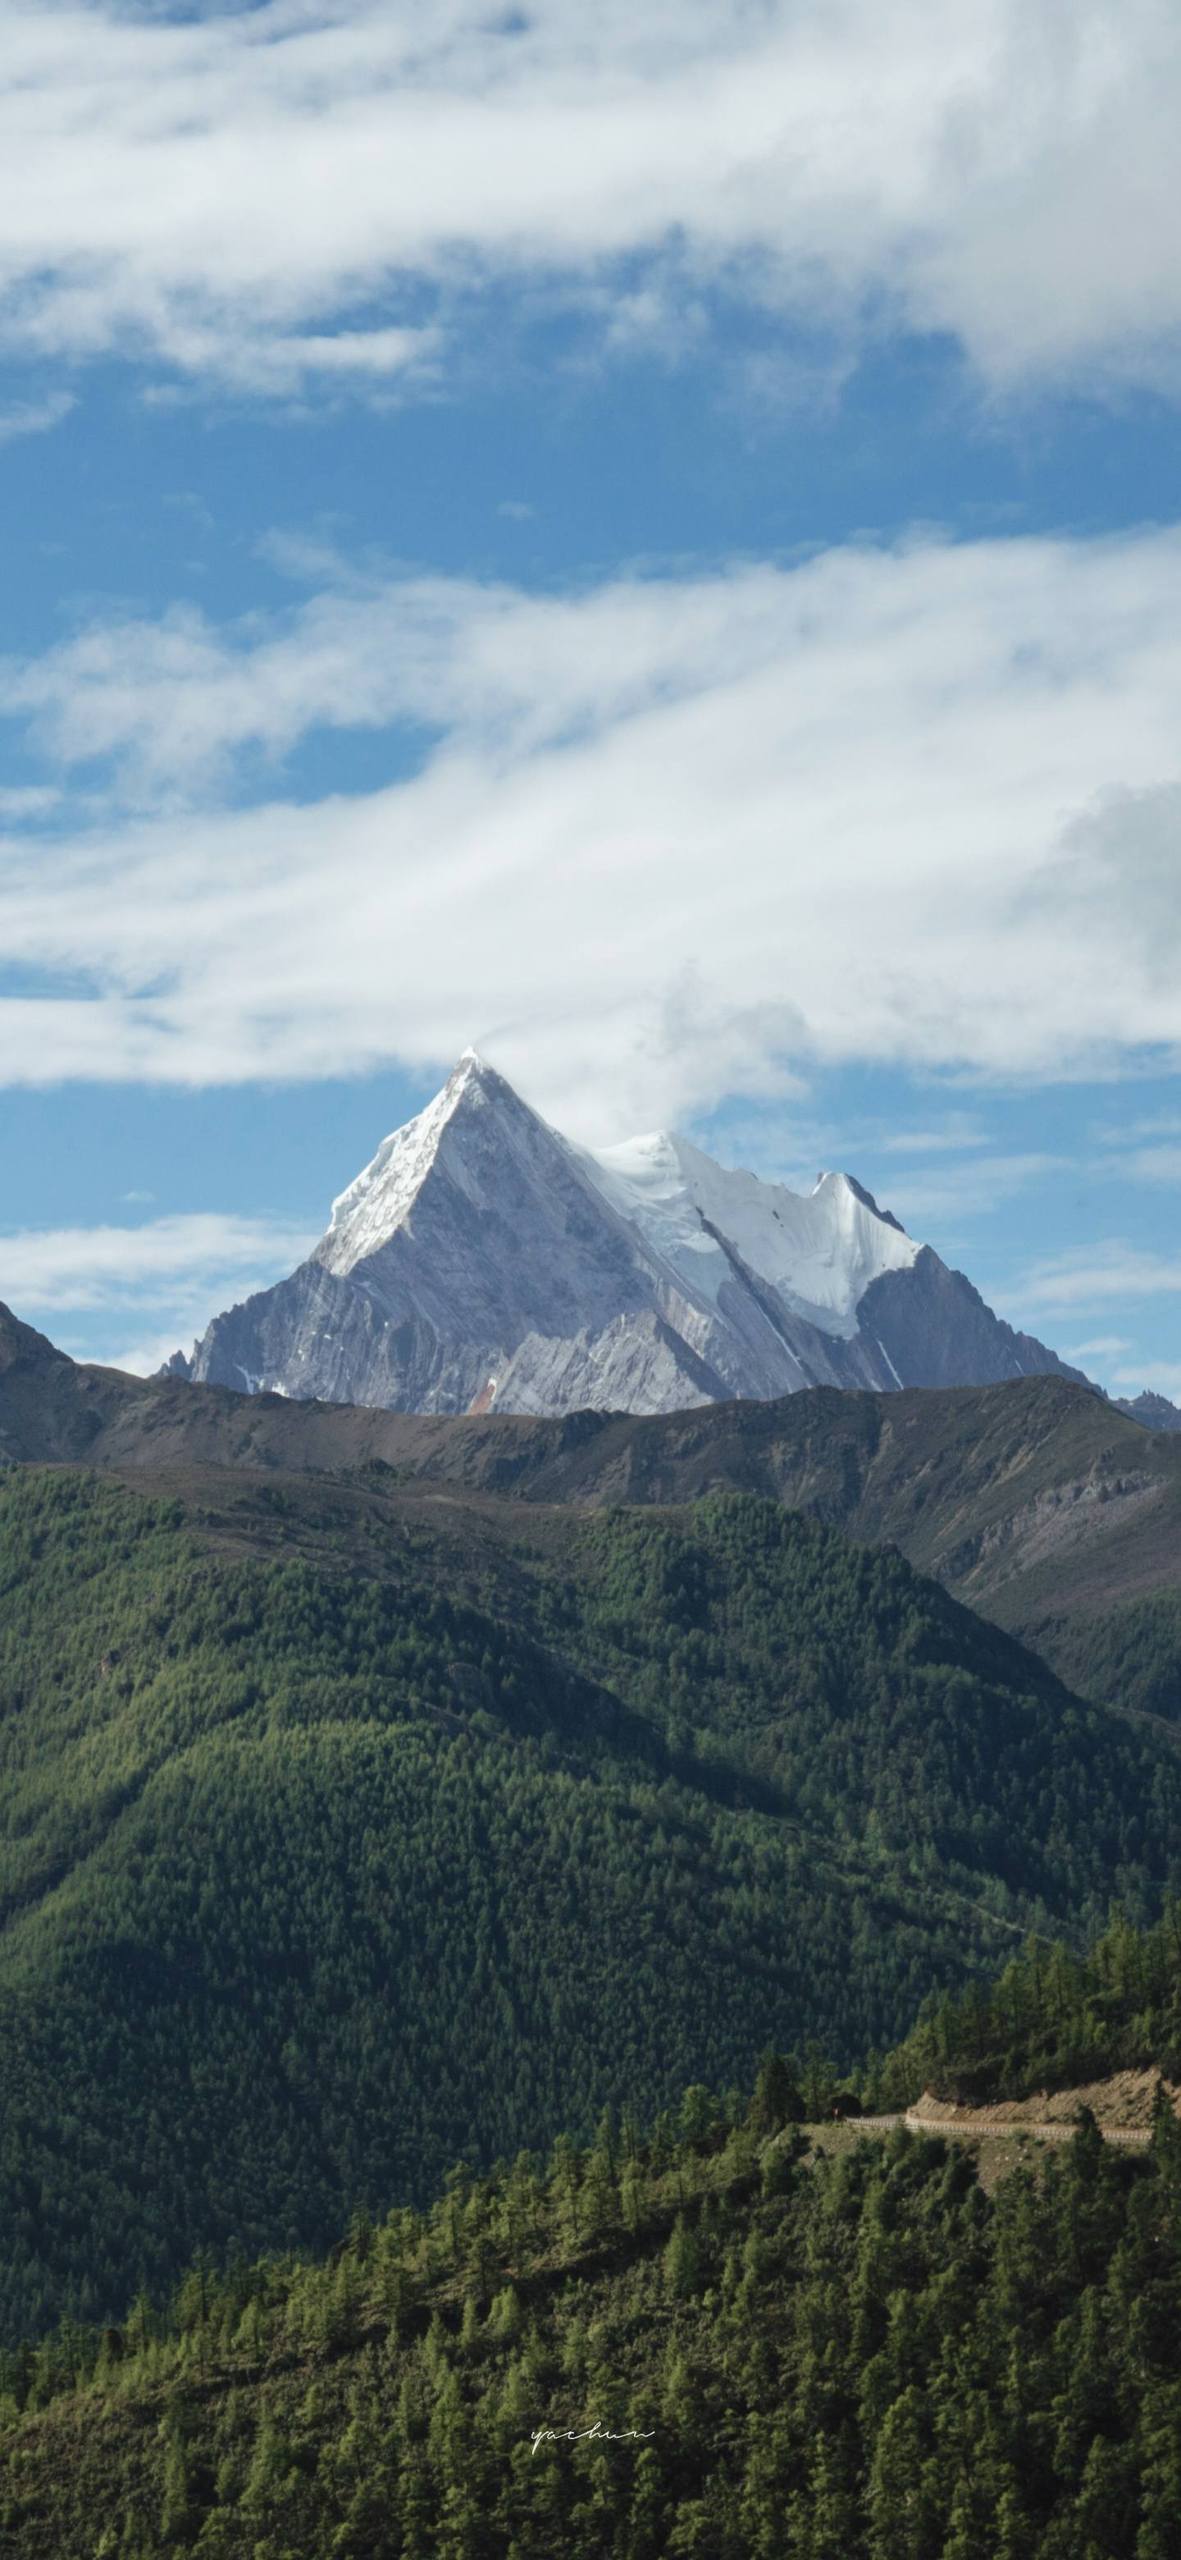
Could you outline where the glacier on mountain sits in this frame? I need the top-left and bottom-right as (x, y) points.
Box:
(169, 1051), (1082, 1416)
(581, 1131), (918, 1338)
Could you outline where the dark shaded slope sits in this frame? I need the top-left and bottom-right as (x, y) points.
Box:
(0, 1304), (116, 1462)
(859, 1242), (1086, 1388)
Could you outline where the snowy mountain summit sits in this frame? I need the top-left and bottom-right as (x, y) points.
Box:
(169, 1052), (1081, 1415)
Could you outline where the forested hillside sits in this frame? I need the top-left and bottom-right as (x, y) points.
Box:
(888, 1901), (1181, 2106)
(2, 1465), (1180, 2342)
(3, 2028), (1180, 2558)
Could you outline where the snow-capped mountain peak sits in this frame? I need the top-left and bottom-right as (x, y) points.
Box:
(321, 1048), (518, 1277)
(171, 1054), (1082, 1416)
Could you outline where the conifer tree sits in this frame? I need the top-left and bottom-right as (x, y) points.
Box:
(662, 2214), (701, 2301)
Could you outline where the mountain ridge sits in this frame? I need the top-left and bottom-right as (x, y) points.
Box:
(4, 1300), (1181, 1717)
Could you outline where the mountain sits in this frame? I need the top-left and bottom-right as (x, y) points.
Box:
(3, 1457), (1180, 2340)
(166, 1051), (1082, 1415)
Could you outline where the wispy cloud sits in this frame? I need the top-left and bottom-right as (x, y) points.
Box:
(0, 786), (60, 821)
(139, 322), (439, 403)
(0, 1212), (314, 1312)
(1093, 1109), (1181, 1146)
(999, 1244), (1181, 1318)
(2, 525), (1181, 1131)
(0, 390), (74, 445)
(1124, 1144), (1181, 1184)
(876, 1117), (991, 1156)
(1, 4), (1180, 401)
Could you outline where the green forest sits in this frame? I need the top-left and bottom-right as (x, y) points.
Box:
(3, 1950), (1181, 2559)
(887, 1901), (1181, 2105)
(3, 1466), (1181, 2340)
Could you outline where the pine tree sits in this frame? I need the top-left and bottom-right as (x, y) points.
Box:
(663, 2214), (702, 2302)
(865, 2385), (939, 2560)
(158, 2433), (190, 2543)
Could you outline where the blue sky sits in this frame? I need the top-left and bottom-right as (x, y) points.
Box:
(1, 0), (1179, 1394)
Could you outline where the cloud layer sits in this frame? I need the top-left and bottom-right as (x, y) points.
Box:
(0, 1211), (315, 1311)
(1, 1), (1181, 395)
(3, 524), (1181, 1133)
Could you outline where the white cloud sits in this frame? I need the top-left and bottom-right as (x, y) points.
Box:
(3, 525), (1181, 1133)
(144, 323), (437, 401)
(0, 390), (74, 445)
(0, 785), (59, 820)
(3, 1207), (326, 1377)
(999, 1244), (1181, 1318)
(0, 2), (1180, 398)
(1124, 1144), (1181, 1183)
(876, 1117), (991, 1156)
(0, 1212), (315, 1311)
(1065, 1335), (1135, 1358)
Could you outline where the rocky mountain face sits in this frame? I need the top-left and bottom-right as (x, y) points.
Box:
(167, 1051), (1083, 1416)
